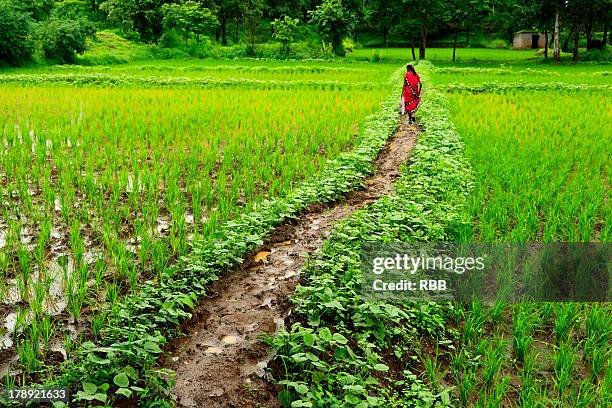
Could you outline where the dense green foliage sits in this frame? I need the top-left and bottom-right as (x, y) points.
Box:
(271, 15), (299, 54)
(0, 0), (34, 66)
(270, 64), (474, 406)
(161, 1), (218, 46)
(0, 62), (400, 405)
(431, 63), (611, 407)
(308, 0), (355, 56)
(1, 0), (610, 66)
(267, 57), (611, 408)
(36, 17), (95, 63)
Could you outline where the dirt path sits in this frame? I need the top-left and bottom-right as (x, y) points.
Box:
(163, 120), (418, 408)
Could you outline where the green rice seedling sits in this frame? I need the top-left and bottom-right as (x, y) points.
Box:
(39, 315), (54, 348)
(481, 337), (506, 388)
(3, 372), (15, 389)
(553, 342), (577, 400)
(13, 307), (29, 335)
(31, 273), (48, 317)
(554, 304), (578, 345)
(513, 304), (537, 363)
(16, 246), (31, 301)
(35, 219), (51, 268)
(422, 342), (444, 389)
(585, 306), (611, 348)
(66, 265), (88, 321)
(151, 241), (169, 281)
(513, 327), (533, 365)
(490, 301), (506, 326)
(93, 258), (106, 290)
(585, 340), (607, 382)
(451, 350), (467, 378)
(568, 379), (597, 408)
(457, 366), (478, 407)
(488, 375), (510, 407)
(462, 300), (488, 345)
(70, 221), (85, 267)
(64, 333), (76, 358)
(16, 338), (40, 375)
(105, 282), (119, 306)
(90, 311), (108, 340)
(518, 351), (538, 404)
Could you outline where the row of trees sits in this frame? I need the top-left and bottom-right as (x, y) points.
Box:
(1, 0), (610, 65)
(368, 0), (610, 61)
(99, 0), (610, 59)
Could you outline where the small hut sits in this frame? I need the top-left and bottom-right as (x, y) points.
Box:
(513, 31), (547, 49)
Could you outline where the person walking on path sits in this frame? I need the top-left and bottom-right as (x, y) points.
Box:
(402, 64), (422, 124)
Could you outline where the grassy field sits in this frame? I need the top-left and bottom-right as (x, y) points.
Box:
(451, 90), (610, 242)
(270, 56), (610, 408)
(0, 59), (399, 83)
(430, 60), (611, 406)
(0, 47), (609, 407)
(0, 60), (396, 386)
(349, 47), (544, 63)
(432, 63), (611, 86)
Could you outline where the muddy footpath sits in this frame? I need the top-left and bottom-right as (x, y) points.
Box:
(163, 120), (419, 407)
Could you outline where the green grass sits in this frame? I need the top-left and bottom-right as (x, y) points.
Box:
(432, 62), (611, 86)
(0, 63), (396, 387)
(438, 60), (611, 406)
(348, 47), (544, 63)
(0, 57), (399, 84)
(449, 90), (610, 242)
(76, 31), (156, 65)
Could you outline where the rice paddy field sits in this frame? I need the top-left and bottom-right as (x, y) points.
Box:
(0, 60), (398, 387)
(0, 59), (398, 83)
(427, 61), (612, 406)
(0, 48), (609, 407)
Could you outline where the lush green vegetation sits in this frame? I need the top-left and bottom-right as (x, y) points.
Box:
(268, 58), (611, 407)
(1, 0), (610, 67)
(0, 61), (405, 405)
(270, 64), (474, 407)
(451, 90), (610, 242)
(433, 63), (612, 86)
(0, 1), (610, 406)
(431, 63), (611, 407)
(348, 47), (545, 63)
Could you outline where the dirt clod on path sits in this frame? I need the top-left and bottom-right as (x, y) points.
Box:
(163, 121), (418, 408)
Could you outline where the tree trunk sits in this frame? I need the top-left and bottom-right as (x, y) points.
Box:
(216, 28), (220, 42)
(419, 27), (427, 60)
(383, 30), (387, 47)
(466, 23), (470, 46)
(586, 6), (594, 49)
(411, 43), (416, 61)
(221, 16), (228, 46)
(573, 31), (579, 62)
(603, 16), (608, 49)
(452, 26), (459, 62)
(553, 13), (560, 62)
(562, 28), (572, 52)
(544, 31), (548, 59)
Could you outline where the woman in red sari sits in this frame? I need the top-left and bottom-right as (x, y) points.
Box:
(402, 64), (422, 124)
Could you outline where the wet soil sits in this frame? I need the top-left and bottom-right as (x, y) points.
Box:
(163, 120), (419, 408)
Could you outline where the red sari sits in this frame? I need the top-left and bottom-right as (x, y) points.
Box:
(402, 72), (421, 114)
